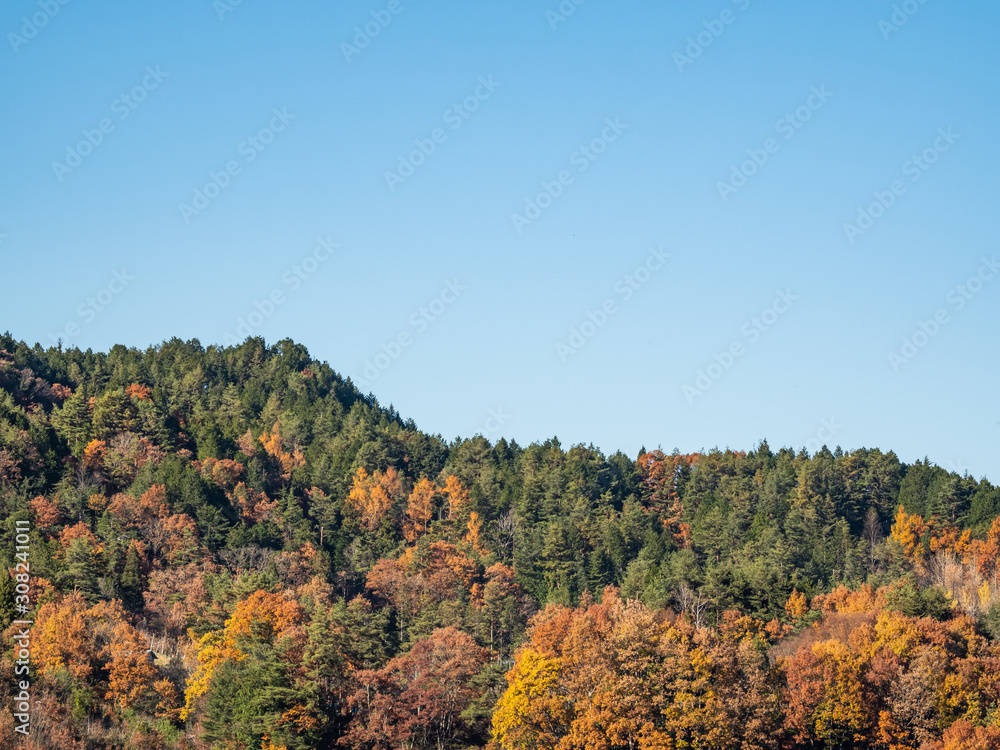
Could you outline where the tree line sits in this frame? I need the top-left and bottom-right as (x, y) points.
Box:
(0, 333), (999, 749)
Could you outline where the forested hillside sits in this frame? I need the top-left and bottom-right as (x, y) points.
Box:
(2, 334), (1000, 749)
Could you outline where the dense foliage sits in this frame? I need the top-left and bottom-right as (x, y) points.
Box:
(1, 333), (999, 749)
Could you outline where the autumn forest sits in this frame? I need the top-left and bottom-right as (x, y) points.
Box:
(2, 334), (1000, 750)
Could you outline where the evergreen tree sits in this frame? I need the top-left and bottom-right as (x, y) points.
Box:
(0, 569), (16, 630)
(586, 548), (614, 593)
(51, 386), (91, 455)
(63, 537), (99, 601)
(120, 543), (142, 610)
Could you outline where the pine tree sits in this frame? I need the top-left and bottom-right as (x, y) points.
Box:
(586, 548), (614, 593)
(203, 641), (317, 750)
(103, 541), (123, 600)
(220, 384), (249, 435)
(91, 389), (138, 439)
(302, 603), (350, 725)
(0, 569), (16, 630)
(51, 386), (91, 456)
(121, 544), (142, 610)
(63, 537), (99, 601)
(928, 477), (966, 526)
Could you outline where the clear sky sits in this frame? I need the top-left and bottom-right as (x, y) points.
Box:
(1, 0), (997, 482)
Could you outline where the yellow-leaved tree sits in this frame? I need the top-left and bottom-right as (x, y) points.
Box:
(346, 466), (399, 532)
(403, 477), (436, 542)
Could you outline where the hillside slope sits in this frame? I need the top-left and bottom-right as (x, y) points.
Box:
(1, 333), (999, 750)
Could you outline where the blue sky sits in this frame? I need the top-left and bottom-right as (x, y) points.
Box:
(1, 0), (998, 482)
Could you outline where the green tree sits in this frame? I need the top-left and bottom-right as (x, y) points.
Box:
(51, 386), (91, 455)
(120, 543), (142, 611)
(0, 569), (16, 630)
(91, 389), (139, 438)
(62, 537), (99, 601)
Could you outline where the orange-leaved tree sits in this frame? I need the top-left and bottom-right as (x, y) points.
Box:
(343, 627), (488, 750)
(891, 505), (929, 564)
(346, 467), (401, 533)
(492, 589), (783, 750)
(182, 590), (306, 720)
(403, 477), (436, 543)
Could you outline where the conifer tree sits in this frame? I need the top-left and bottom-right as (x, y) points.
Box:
(120, 543), (142, 610)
